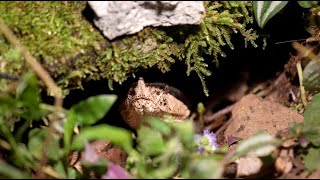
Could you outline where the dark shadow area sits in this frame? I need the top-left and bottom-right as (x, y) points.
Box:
(81, 2), (95, 26)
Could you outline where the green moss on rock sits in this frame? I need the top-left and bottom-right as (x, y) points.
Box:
(0, 1), (262, 96)
(97, 1), (261, 96)
(0, 1), (105, 94)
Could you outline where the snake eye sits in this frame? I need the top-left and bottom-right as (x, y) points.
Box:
(160, 100), (167, 106)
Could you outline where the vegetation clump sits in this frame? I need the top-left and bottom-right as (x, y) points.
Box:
(0, 1), (261, 96)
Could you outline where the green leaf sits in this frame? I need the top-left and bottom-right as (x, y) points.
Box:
(0, 161), (31, 178)
(16, 72), (46, 120)
(253, 1), (289, 29)
(64, 110), (77, 155)
(28, 128), (61, 161)
(3, 48), (22, 62)
(16, 143), (36, 168)
(303, 60), (320, 93)
(302, 92), (320, 146)
(171, 119), (194, 147)
(52, 161), (79, 178)
(303, 147), (320, 171)
(81, 159), (108, 178)
(298, 1), (318, 8)
(0, 96), (19, 119)
(233, 131), (281, 159)
(146, 116), (171, 136)
(137, 126), (166, 156)
(71, 124), (133, 153)
(53, 161), (68, 178)
(70, 94), (117, 125)
(182, 156), (223, 179)
(16, 73), (39, 106)
(143, 159), (178, 179)
(67, 167), (78, 179)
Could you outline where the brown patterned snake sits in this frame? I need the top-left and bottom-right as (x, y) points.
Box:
(119, 77), (191, 129)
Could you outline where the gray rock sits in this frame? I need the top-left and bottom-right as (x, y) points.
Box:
(88, 1), (205, 40)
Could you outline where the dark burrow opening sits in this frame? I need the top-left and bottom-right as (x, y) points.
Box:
(52, 2), (310, 130)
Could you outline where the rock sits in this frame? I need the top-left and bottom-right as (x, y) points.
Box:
(236, 155), (263, 177)
(224, 94), (304, 140)
(275, 155), (293, 175)
(275, 148), (294, 175)
(87, 1), (205, 40)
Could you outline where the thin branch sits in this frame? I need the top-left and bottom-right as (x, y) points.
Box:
(204, 104), (234, 123)
(0, 73), (20, 81)
(296, 61), (308, 107)
(292, 41), (320, 62)
(291, 42), (315, 107)
(215, 117), (234, 137)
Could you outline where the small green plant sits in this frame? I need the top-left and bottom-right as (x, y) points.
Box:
(303, 59), (320, 93)
(253, 1), (319, 29)
(0, 72), (121, 178)
(0, 72), (227, 178)
(301, 92), (320, 147)
(288, 92), (320, 173)
(126, 116), (225, 179)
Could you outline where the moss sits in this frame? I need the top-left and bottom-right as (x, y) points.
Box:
(0, 1), (262, 96)
(0, 1), (105, 94)
(96, 27), (182, 90)
(97, 1), (261, 96)
(183, 1), (259, 96)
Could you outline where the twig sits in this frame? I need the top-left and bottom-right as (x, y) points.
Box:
(215, 117), (233, 136)
(291, 42), (315, 107)
(296, 61), (308, 107)
(0, 73), (20, 81)
(204, 104), (234, 123)
(0, 18), (63, 119)
(0, 18), (65, 178)
(0, 122), (22, 163)
(274, 38), (307, 45)
(292, 41), (320, 61)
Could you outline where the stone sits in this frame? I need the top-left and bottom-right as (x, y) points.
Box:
(224, 94), (304, 140)
(88, 1), (205, 40)
(236, 155), (263, 177)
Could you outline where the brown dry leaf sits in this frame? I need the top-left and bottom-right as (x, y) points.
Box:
(91, 140), (127, 168)
(69, 140), (128, 175)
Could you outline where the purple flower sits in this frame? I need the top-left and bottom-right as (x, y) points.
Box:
(82, 142), (100, 163)
(101, 162), (132, 179)
(194, 129), (219, 154)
